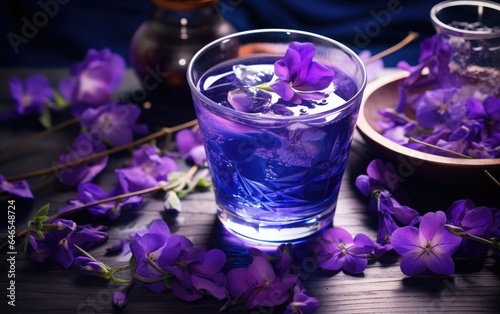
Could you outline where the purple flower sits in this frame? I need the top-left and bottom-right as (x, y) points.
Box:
(74, 256), (111, 278)
(161, 246), (229, 301)
(106, 239), (126, 253)
(59, 48), (126, 117)
(446, 199), (494, 257)
(58, 182), (143, 220)
(8, 74), (53, 116)
(116, 167), (159, 193)
(270, 42), (334, 104)
(398, 35), (455, 91)
(355, 159), (400, 198)
(227, 255), (298, 308)
(391, 211), (461, 276)
(129, 219), (175, 292)
(132, 144), (178, 182)
(355, 159), (409, 214)
(115, 145), (177, 193)
(275, 243), (294, 277)
(112, 291), (129, 309)
(435, 123), (482, 157)
(373, 192), (420, 256)
(467, 96), (500, 140)
(277, 128), (326, 167)
(0, 173), (34, 198)
(175, 129), (206, 166)
(285, 284), (320, 314)
(80, 103), (148, 147)
(57, 132), (109, 186)
(271, 103), (294, 116)
(28, 219), (108, 268)
(314, 227), (374, 274)
(130, 219), (228, 300)
(248, 244), (295, 277)
(415, 88), (459, 129)
(418, 35), (455, 87)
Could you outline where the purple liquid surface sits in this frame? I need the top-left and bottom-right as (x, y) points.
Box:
(194, 55), (361, 226)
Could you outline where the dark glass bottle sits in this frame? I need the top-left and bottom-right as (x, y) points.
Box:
(129, 0), (235, 128)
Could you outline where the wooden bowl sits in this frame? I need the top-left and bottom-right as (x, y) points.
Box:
(356, 70), (500, 186)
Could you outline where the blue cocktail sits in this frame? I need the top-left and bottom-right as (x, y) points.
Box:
(187, 30), (366, 242)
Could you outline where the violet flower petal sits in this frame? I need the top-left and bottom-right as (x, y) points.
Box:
(391, 226), (420, 256)
(106, 239), (125, 253)
(0, 174), (34, 198)
(419, 211), (446, 241)
(399, 249), (428, 276)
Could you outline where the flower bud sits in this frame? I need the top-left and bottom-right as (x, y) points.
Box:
(445, 224), (467, 237)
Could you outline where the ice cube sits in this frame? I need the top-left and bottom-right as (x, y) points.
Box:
(233, 64), (274, 86)
(227, 87), (272, 113)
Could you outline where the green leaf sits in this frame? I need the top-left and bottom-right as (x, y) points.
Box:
(35, 204), (50, 217)
(40, 224), (66, 232)
(32, 215), (49, 224)
(53, 91), (69, 109)
(38, 108), (52, 128)
(195, 177), (211, 191)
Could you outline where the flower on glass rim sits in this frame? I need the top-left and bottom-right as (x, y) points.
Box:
(0, 173), (34, 199)
(391, 211), (461, 276)
(227, 255), (298, 309)
(269, 42), (334, 104)
(8, 74), (53, 116)
(80, 103), (148, 147)
(314, 227), (374, 274)
(57, 132), (109, 186)
(59, 48), (126, 117)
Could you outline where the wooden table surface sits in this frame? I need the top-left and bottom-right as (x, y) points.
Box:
(0, 69), (499, 314)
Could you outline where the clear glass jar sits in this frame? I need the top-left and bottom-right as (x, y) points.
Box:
(129, 0), (235, 127)
(430, 0), (500, 96)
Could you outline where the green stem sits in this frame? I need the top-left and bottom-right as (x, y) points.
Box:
(466, 233), (500, 250)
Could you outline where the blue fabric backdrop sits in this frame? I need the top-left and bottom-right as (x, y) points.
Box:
(0, 0), (450, 67)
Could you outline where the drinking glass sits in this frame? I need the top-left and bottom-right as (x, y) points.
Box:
(431, 0), (500, 96)
(187, 29), (366, 242)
